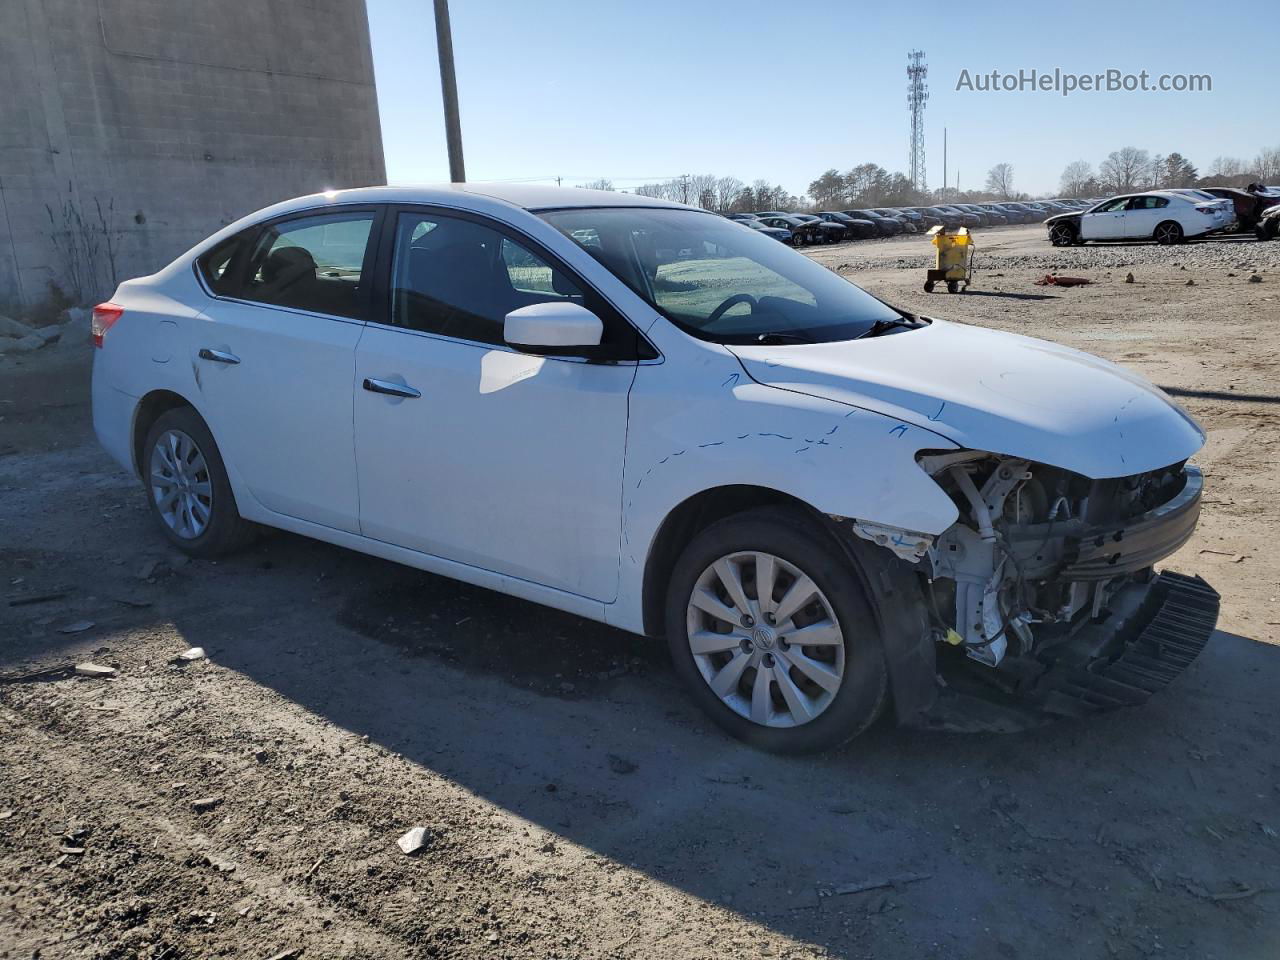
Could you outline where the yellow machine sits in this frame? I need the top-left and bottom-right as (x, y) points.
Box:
(924, 225), (974, 293)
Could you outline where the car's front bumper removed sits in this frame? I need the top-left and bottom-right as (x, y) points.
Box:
(911, 571), (1220, 733)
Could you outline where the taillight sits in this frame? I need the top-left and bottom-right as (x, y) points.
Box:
(91, 302), (123, 348)
(1195, 205), (1217, 216)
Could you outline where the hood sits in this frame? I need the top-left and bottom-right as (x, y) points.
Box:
(1045, 210), (1082, 224)
(729, 319), (1204, 479)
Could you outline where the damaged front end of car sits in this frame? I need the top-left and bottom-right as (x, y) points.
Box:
(853, 451), (1220, 731)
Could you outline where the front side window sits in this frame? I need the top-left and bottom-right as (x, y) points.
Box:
(540, 207), (902, 344)
(235, 212), (375, 319)
(1096, 198), (1130, 213)
(388, 211), (648, 357)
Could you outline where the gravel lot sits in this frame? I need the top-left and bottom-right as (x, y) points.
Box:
(2, 223), (1278, 959)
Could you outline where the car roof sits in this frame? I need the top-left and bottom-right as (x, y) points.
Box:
(239, 183), (691, 222)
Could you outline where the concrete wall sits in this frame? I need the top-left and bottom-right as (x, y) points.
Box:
(0, 0), (386, 312)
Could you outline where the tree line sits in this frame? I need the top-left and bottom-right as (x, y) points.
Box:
(1060, 145), (1280, 197)
(572, 143), (1280, 215)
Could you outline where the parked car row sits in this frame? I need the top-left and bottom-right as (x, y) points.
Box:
(727, 199), (1098, 245)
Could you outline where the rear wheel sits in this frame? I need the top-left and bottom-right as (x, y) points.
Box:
(142, 407), (255, 558)
(664, 508), (888, 753)
(1154, 220), (1184, 245)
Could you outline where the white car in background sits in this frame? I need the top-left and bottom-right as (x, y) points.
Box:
(1046, 190), (1233, 246)
(92, 185), (1218, 753)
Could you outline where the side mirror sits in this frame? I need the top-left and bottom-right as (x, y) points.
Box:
(504, 301), (603, 356)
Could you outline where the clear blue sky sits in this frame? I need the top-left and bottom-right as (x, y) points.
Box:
(367, 0), (1278, 198)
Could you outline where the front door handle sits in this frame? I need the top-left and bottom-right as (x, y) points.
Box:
(198, 347), (240, 365)
(362, 377), (421, 399)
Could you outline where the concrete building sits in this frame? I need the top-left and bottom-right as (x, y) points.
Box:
(0, 0), (386, 313)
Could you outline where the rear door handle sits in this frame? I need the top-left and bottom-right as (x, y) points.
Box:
(362, 377), (421, 399)
(198, 348), (240, 365)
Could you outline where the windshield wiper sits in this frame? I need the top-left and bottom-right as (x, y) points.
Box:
(856, 316), (919, 339)
(753, 331), (814, 344)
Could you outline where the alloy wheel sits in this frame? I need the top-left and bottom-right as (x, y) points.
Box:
(150, 429), (213, 539)
(685, 551), (845, 728)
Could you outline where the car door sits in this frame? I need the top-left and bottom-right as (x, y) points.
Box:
(1121, 195), (1166, 238)
(352, 207), (644, 602)
(1080, 197), (1129, 239)
(192, 208), (379, 533)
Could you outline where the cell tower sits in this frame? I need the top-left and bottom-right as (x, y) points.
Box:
(907, 50), (928, 192)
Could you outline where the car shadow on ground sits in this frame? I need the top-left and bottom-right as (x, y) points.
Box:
(146, 534), (1280, 958)
(5, 524), (1278, 958)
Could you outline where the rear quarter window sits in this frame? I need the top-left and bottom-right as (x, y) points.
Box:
(196, 235), (244, 295)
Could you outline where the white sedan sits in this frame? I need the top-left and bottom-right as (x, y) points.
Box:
(92, 185), (1218, 752)
(1046, 190), (1233, 245)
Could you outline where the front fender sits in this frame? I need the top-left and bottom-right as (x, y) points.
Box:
(607, 349), (960, 633)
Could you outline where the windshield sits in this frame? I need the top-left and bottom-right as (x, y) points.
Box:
(539, 207), (903, 344)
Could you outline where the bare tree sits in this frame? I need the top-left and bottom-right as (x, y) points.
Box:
(633, 182), (668, 199)
(575, 178), (614, 191)
(687, 174), (717, 208)
(985, 162), (1015, 199)
(1099, 147), (1150, 193)
(1254, 146), (1280, 183)
(713, 176), (744, 212)
(1208, 156), (1247, 178)
(1059, 160), (1095, 196)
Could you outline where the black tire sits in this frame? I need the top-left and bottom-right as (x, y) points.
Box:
(663, 507), (889, 754)
(1049, 223), (1076, 247)
(142, 406), (255, 558)
(946, 280), (959, 294)
(923, 280), (935, 293)
(1154, 220), (1184, 245)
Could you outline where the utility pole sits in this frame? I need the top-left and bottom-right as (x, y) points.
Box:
(942, 127), (947, 201)
(433, 0), (465, 182)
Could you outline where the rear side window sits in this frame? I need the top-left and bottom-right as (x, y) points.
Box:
(232, 212), (375, 319)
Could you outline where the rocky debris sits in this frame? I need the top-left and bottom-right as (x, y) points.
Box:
(138, 559), (172, 581)
(176, 646), (206, 662)
(1249, 273), (1264, 283)
(0, 312), (70, 355)
(265, 950), (304, 960)
(396, 826), (433, 855)
(607, 754), (638, 775)
(74, 662), (116, 678)
(191, 795), (224, 813)
(0, 314), (32, 338)
(1124, 272), (1135, 283)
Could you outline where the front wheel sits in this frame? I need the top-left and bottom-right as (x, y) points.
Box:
(1154, 220), (1184, 245)
(664, 508), (888, 753)
(1049, 223), (1076, 246)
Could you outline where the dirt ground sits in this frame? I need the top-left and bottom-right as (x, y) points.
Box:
(2, 224), (1278, 960)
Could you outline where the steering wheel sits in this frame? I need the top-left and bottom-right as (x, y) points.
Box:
(706, 293), (758, 325)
